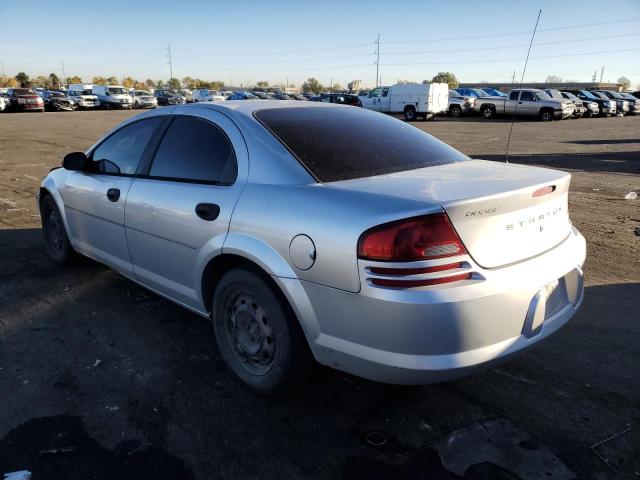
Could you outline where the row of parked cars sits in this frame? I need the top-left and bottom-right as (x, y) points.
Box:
(448, 87), (640, 120)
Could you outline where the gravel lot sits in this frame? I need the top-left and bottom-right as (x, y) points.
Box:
(0, 110), (638, 479)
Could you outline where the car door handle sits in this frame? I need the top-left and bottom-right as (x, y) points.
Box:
(107, 188), (120, 202)
(195, 203), (220, 221)
(518, 101), (523, 104)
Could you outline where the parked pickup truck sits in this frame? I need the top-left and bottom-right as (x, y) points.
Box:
(474, 88), (574, 121)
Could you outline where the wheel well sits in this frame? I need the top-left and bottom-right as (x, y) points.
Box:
(201, 254), (292, 317)
(39, 187), (52, 209)
(404, 105), (415, 112)
(481, 103), (495, 111)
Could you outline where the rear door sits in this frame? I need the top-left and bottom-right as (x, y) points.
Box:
(62, 117), (164, 275)
(505, 90), (519, 113)
(125, 108), (248, 311)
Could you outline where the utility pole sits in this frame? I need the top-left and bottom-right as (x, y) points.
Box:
(1, 60), (5, 78)
(599, 66), (604, 84)
(166, 43), (173, 80)
(592, 70), (597, 82)
(511, 70), (516, 85)
(61, 59), (66, 85)
(375, 33), (380, 87)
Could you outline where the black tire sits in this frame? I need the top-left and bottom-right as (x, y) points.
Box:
(449, 105), (462, 117)
(41, 194), (75, 264)
(539, 108), (554, 121)
(481, 105), (495, 119)
(212, 267), (311, 394)
(403, 106), (416, 121)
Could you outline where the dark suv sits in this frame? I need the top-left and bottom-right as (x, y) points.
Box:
(154, 89), (186, 106)
(310, 93), (362, 107)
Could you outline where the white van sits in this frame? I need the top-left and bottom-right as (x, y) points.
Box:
(192, 89), (226, 102)
(91, 84), (132, 109)
(361, 83), (449, 120)
(68, 84), (100, 109)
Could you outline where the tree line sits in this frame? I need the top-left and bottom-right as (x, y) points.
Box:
(0, 72), (226, 91)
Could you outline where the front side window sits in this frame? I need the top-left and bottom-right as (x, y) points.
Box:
(149, 116), (237, 184)
(91, 118), (161, 174)
(520, 91), (535, 101)
(369, 88), (381, 98)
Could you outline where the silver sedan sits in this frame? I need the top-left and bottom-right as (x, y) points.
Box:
(37, 101), (586, 393)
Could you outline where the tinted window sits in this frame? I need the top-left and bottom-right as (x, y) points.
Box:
(509, 91), (519, 100)
(149, 116), (237, 184)
(255, 107), (468, 182)
(520, 91), (535, 101)
(91, 118), (161, 174)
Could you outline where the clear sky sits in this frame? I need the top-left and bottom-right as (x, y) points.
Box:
(1, 0), (639, 88)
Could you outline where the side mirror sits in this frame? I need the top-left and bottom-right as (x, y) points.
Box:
(63, 151), (89, 171)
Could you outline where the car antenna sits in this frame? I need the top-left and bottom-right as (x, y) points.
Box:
(505, 8), (542, 163)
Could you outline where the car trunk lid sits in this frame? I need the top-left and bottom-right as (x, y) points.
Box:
(330, 159), (572, 268)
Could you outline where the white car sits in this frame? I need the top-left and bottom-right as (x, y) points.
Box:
(192, 89), (226, 102)
(0, 95), (6, 112)
(130, 90), (158, 109)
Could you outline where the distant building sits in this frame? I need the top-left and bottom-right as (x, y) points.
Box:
(348, 80), (362, 92)
(458, 81), (621, 92)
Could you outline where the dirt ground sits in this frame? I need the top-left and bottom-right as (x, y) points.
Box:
(0, 110), (638, 479)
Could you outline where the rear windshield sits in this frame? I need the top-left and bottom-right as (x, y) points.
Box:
(255, 107), (468, 182)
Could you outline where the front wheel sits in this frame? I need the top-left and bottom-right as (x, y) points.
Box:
(41, 195), (75, 264)
(403, 106), (416, 121)
(212, 267), (311, 394)
(449, 105), (462, 117)
(539, 109), (554, 121)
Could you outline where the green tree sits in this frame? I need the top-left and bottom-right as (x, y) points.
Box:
(145, 79), (156, 89)
(48, 73), (61, 89)
(181, 76), (195, 89)
(106, 76), (118, 84)
(431, 72), (458, 88)
(15, 72), (30, 87)
(256, 81), (269, 88)
(617, 76), (631, 90)
(92, 76), (107, 85)
(210, 81), (224, 91)
(34, 76), (49, 88)
(66, 76), (83, 84)
(167, 77), (181, 89)
(302, 77), (323, 94)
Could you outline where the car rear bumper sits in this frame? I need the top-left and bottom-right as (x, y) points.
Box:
(285, 226), (586, 384)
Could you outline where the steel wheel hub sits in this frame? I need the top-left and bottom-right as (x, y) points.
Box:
(227, 294), (275, 374)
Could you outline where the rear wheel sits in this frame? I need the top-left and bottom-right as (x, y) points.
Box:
(539, 109), (554, 121)
(449, 105), (462, 117)
(403, 106), (416, 121)
(212, 267), (311, 394)
(41, 195), (75, 264)
(481, 106), (495, 119)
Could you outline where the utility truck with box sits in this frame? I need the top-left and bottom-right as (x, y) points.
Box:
(360, 83), (449, 120)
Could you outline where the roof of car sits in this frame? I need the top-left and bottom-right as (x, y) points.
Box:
(177, 99), (343, 117)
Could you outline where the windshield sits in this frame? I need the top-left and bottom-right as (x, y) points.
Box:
(534, 91), (552, 100)
(604, 91), (623, 99)
(590, 91), (607, 99)
(108, 87), (127, 95)
(50, 92), (64, 98)
(578, 90), (598, 100)
(545, 90), (562, 99)
(135, 91), (149, 96)
(255, 107), (468, 182)
(563, 92), (579, 101)
(13, 89), (33, 95)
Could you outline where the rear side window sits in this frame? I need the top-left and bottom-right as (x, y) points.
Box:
(149, 116), (237, 184)
(520, 91), (535, 101)
(509, 91), (519, 100)
(255, 107), (468, 182)
(91, 117), (161, 174)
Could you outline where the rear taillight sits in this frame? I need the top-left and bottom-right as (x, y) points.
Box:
(357, 213), (467, 262)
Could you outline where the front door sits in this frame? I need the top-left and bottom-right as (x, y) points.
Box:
(124, 108), (248, 312)
(62, 117), (163, 275)
(518, 90), (538, 115)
